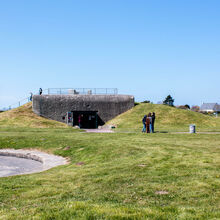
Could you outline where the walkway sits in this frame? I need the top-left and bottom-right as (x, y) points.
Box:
(84, 128), (114, 133)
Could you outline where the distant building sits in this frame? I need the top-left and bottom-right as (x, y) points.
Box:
(200, 103), (220, 113)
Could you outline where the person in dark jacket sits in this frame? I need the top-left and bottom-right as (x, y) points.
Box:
(151, 112), (156, 133)
(146, 113), (152, 133)
(142, 115), (147, 132)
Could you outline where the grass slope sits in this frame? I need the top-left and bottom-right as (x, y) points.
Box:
(0, 102), (67, 128)
(108, 103), (220, 132)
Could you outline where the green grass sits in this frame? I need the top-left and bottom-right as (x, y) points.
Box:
(1, 128), (220, 219)
(108, 103), (220, 132)
(0, 102), (67, 128)
(0, 105), (220, 219)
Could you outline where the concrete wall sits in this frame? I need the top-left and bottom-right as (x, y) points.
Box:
(32, 95), (134, 124)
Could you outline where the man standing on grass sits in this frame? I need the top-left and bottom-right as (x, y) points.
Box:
(142, 115), (147, 132)
(151, 112), (156, 133)
(146, 113), (151, 133)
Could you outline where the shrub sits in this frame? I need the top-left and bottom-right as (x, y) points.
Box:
(141, 100), (150, 103)
(177, 105), (188, 110)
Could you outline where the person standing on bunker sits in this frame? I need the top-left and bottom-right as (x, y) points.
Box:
(142, 115), (147, 132)
(39, 88), (43, 95)
(29, 92), (33, 101)
(146, 113), (152, 133)
(151, 112), (156, 133)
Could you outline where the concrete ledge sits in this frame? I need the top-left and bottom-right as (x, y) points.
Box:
(0, 149), (68, 173)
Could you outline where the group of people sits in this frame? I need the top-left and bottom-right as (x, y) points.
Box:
(142, 112), (156, 133)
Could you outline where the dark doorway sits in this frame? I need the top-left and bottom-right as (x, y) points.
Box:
(72, 111), (98, 129)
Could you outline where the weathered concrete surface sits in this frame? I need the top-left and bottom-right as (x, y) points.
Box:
(0, 149), (68, 177)
(32, 94), (134, 124)
(0, 156), (43, 177)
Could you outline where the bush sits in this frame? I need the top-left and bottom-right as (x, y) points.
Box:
(141, 100), (150, 103)
(177, 105), (190, 110)
(184, 104), (190, 109)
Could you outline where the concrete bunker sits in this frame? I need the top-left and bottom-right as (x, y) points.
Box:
(33, 92), (134, 128)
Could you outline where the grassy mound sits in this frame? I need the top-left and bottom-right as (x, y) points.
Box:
(0, 102), (67, 128)
(108, 103), (220, 132)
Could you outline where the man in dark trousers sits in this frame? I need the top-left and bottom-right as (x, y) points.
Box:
(151, 112), (156, 133)
(142, 115), (147, 132)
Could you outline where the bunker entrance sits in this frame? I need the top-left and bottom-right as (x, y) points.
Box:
(72, 111), (98, 129)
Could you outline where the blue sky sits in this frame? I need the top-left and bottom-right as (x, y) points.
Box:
(0, 0), (220, 108)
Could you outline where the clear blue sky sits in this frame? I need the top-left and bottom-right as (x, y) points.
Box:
(0, 0), (220, 108)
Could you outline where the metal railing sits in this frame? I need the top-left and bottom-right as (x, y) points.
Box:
(1, 88), (43, 111)
(1, 88), (118, 111)
(47, 88), (118, 95)
(0, 97), (31, 111)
